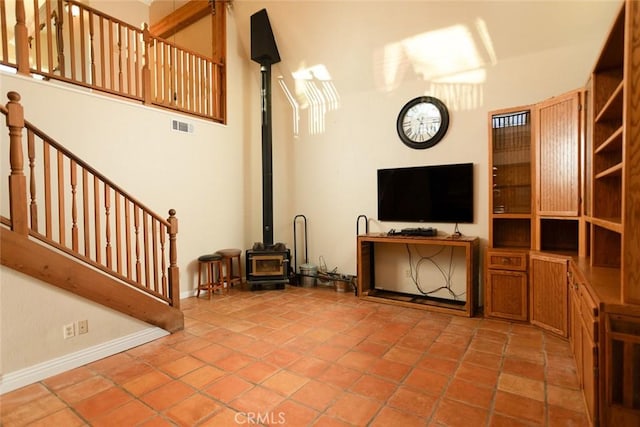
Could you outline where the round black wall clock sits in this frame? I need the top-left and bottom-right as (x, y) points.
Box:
(396, 96), (450, 149)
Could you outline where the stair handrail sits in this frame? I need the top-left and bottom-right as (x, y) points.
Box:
(2, 91), (180, 308)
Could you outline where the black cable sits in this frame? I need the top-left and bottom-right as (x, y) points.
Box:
(405, 243), (466, 300)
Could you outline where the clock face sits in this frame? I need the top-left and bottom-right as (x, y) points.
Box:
(397, 96), (449, 149)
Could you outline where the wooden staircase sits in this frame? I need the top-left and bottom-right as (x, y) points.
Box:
(1, 91), (184, 333)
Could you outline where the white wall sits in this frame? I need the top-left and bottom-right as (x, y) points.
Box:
(232, 0), (622, 276)
(0, 268), (152, 372)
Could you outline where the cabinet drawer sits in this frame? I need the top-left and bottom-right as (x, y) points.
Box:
(580, 288), (598, 341)
(487, 251), (528, 271)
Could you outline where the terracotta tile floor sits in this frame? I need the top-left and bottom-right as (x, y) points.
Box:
(1, 286), (590, 426)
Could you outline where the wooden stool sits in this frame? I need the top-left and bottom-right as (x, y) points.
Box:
(216, 248), (242, 288)
(197, 253), (224, 298)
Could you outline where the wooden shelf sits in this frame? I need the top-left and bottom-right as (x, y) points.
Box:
(594, 126), (623, 154)
(594, 162), (623, 179)
(594, 80), (623, 123)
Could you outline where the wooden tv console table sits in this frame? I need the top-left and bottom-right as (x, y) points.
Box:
(357, 233), (480, 317)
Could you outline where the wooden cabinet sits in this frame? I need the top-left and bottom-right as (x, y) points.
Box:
(485, 2), (640, 424)
(485, 249), (528, 321)
(486, 108), (534, 320)
(535, 90), (583, 255)
(589, 3), (640, 422)
(529, 252), (569, 337)
(489, 107), (534, 250)
(568, 263), (599, 425)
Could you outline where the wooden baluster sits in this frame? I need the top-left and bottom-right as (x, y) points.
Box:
(167, 209), (179, 308)
(198, 57), (205, 114)
(79, 7), (87, 83)
(203, 58), (208, 114)
(126, 27), (132, 95)
(156, 41), (163, 103)
(99, 17), (105, 88)
(43, 141), (52, 238)
(152, 219), (158, 292)
(70, 159), (78, 251)
(143, 211), (150, 287)
(134, 204), (141, 282)
(40, 1), (55, 74)
(115, 192), (122, 274)
(14, 0), (29, 74)
(6, 92), (28, 235)
(104, 184), (112, 268)
(67, 0), (76, 80)
(89, 10), (96, 86)
(31, 0), (41, 70)
(27, 130), (38, 231)
(160, 222), (167, 297)
(57, 150), (65, 246)
(82, 168), (90, 256)
(175, 47), (182, 108)
(214, 64), (222, 120)
(142, 24), (151, 105)
(93, 175), (101, 263)
(125, 198), (132, 279)
(133, 29), (140, 96)
(185, 51), (191, 110)
(196, 56), (203, 114)
(164, 42), (171, 105)
(203, 61), (216, 117)
(108, 19), (114, 90)
(199, 59), (205, 115)
(55, 0), (65, 75)
(117, 22), (123, 91)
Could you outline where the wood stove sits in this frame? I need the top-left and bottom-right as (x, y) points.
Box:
(246, 244), (290, 290)
(246, 9), (290, 291)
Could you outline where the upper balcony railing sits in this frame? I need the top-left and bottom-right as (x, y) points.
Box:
(0, 0), (225, 122)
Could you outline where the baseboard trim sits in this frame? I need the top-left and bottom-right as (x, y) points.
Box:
(0, 327), (168, 394)
(180, 289), (198, 300)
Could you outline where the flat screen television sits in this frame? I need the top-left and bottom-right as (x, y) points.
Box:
(377, 163), (474, 223)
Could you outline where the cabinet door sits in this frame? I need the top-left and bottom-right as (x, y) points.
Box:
(486, 269), (528, 321)
(581, 314), (598, 425)
(536, 90), (582, 216)
(529, 253), (569, 336)
(489, 107), (534, 250)
(569, 282), (583, 382)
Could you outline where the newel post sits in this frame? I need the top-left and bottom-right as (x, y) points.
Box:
(14, 0), (30, 74)
(142, 24), (152, 105)
(167, 209), (180, 308)
(6, 92), (28, 235)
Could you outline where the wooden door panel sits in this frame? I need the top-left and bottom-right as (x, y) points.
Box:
(536, 90), (582, 216)
(529, 253), (569, 336)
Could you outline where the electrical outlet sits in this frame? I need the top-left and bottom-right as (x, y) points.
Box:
(63, 323), (75, 339)
(77, 320), (88, 334)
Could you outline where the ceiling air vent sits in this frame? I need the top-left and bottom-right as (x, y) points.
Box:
(171, 119), (194, 133)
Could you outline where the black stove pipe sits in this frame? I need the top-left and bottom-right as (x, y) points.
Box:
(251, 8), (280, 247)
(261, 63), (274, 246)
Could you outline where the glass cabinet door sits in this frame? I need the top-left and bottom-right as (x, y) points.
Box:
(489, 109), (533, 249)
(491, 110), (531, 214)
